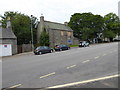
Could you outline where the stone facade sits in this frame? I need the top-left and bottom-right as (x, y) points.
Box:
(37, 16), (74, 47)
(73, 37), (79, 45)
(0, 19), (17, 55)
(48, 29), (73, 47)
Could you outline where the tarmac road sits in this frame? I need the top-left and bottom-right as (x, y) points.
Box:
(2, 42), (119, 89)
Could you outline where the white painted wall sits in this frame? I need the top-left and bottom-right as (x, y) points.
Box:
(0, 44), (12, 56)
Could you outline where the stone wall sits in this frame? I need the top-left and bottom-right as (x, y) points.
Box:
(73, 37), (79, 45)
(22, 44), (32, 52)
(17, 44), (32, 53)
(49, 29), (73, 47)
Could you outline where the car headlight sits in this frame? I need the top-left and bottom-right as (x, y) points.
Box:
(35, 50), (39, 52)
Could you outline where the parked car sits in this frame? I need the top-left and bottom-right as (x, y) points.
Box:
(34, 46), (54, 55)
(54, 45), (70, 51)
(79, 41), (89, 47)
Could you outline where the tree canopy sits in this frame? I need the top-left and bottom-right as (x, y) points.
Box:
(39, 30), (49, 46)
(68, 12), (120, 42)
(103, 13), (120, 41)
(0, 11), (38, 45)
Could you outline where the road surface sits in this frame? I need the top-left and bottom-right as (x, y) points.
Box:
(2, 42), (119, 89)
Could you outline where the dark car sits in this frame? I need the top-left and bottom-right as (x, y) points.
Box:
(34, 46), (54, 55)
(54, 45), (70, 51)
(79, 41), (89, 47)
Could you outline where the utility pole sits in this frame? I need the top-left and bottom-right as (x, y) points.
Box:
(31, 15), (34, 51)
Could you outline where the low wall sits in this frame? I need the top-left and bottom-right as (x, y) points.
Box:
(17, 44), (32, 54)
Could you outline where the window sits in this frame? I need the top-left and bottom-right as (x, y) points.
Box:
(67, 32), (71, 37)
(61, 31), (64, 36)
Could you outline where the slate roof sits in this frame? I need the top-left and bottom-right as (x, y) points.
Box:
(0, 27), (17, 39)
(44, 21), (73, 31)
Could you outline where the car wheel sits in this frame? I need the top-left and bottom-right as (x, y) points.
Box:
(60, 49), (62, 51)
(39, 52), (42, 55)
(34, 53), (37, 55)
(50, 50), (53, 53)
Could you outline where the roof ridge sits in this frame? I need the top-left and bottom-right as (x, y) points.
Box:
(45, 20), (65, 25)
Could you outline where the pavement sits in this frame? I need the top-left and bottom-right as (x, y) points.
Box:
(2, 42), (119, 89)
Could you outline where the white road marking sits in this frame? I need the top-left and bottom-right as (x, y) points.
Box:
(102, 54), (107, 56)
(82, 60), (90, 63)
(67, 65), (76, 69)
(94, 56), (100, 59)
(40, 72), (56, 79)
(47, 74), (120, 88)
(9, 84), (22, 88)
(109, 51), (113, 53)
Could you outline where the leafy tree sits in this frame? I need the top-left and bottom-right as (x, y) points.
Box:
(104, 13), (119, 23)
(12, 13), (31, 45)
(80, 28), (95, 40)
(0, 11), (38, 45)
(0, 11), (17, 28)
(103, 30), (116, 41)
(104, 13), (120, 41)
(39, 30), (49, 46)
(68, 13), (104, 42)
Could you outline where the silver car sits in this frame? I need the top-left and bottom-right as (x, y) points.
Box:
(79, 41), (89, 47)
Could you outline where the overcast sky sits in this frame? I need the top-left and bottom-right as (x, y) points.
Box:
(0, 0), (119, 23)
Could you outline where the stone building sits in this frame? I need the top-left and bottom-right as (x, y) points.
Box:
(37, 16), (74, 47)
(0, 18), (17, 56)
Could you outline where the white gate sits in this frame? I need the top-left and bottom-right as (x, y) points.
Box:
(0, 44), (12, 56)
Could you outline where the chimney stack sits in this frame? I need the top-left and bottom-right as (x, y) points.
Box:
(37, 15), (45, 43)
(6, 17), (12, 28)
(64, 22), (68, 26)
(40, 15), (45, 32)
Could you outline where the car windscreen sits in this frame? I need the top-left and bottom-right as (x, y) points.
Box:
(44, 46), (49, 49)
(36, 46), (44, 50)
(60, 45), (67, 47)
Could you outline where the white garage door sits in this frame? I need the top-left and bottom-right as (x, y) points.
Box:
(0, 44), (12, 56)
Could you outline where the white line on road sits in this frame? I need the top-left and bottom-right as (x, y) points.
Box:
(40, 72), (56, 79)
(102, 54), (107, 56)
(47, 74), (120, 88)
(109, 51), (113, 53)
(67, 65), (76, 69)
(9, 84), (22, 89)
(82, 60), (90, 63)
(94, 56), (100, 59)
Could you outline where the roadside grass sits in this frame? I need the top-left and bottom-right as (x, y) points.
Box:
(70, 45), (78, 47)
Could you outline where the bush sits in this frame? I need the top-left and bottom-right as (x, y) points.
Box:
(39, 31), (49, 46)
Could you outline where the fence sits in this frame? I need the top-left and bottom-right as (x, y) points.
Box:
(17, 44), (32, 54)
